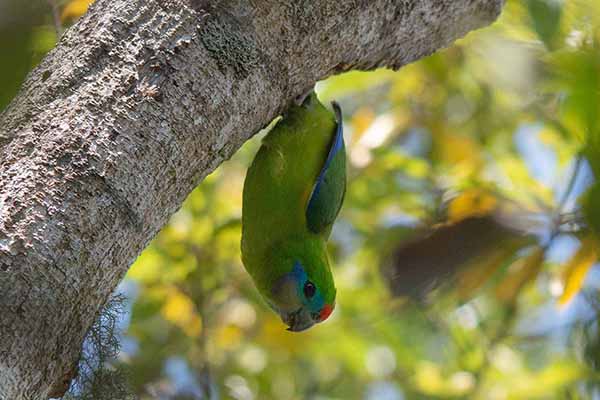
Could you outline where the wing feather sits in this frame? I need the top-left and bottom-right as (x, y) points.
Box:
(306, 102), (346, 235)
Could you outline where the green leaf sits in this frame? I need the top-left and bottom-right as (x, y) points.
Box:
(0, 1), (51, 111)
(526, 0), (562, 50)
(582, 183), (600, 235)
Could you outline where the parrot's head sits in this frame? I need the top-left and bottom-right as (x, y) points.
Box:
(266, 243), (336, 332)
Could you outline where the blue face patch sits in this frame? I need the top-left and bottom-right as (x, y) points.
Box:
(290, 261), (325, 315)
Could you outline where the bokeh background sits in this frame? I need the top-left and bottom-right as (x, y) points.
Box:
(3, 0), (600, 399)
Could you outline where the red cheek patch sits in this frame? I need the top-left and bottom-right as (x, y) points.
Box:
(318, 304), (334, 322)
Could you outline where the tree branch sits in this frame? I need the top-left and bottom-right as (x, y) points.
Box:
(0, 0), (503, 398)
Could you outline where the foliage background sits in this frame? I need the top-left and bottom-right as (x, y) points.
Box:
(2, 0), (600, 399)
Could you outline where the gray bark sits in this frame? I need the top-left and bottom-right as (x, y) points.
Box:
(0, 0), (503, 398)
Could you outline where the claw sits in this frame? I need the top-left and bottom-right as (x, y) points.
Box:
(294, 88), (314, 106)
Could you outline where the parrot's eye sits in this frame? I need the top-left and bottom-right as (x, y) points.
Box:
(303, 281), (316, 298)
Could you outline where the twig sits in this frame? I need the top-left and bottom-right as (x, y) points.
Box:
(558, 156), (583, 213)
(47, 0), (63, 37)
(549, 154), (584, 243)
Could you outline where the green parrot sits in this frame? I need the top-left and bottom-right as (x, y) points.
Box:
(241, 92), (346, 332)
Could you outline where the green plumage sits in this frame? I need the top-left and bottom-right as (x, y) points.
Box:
(241, 93), (345, 331)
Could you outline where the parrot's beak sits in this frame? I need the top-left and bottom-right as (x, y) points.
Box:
(282, 307), (315, 332)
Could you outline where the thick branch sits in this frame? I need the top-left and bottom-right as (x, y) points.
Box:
(0, 0), (503, 398)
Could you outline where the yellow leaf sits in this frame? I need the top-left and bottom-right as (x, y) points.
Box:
(127, 249), (162, 283)
(413, 362), (476, 396)
(61, 0), (94, 22)
(495, 247), (545, 303)
(389, 63), (425, 101)
(257, 316), (310, 354)
(448, 189), (498, 222)
(414, 361), (445, 395)
(161, 289), (202, 337)
(350, 107), (376, 144)
(434, 129), (483, 172)
(215, 325), (243, 349)
(558, 235), (599, 306)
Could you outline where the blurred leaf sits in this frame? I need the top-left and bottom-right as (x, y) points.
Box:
(548, 42), (600, 150)
(257, 316), (311, 354)
(495, 246), (545, 303)
(349, 107), (376, 144)
(582, 184), (600, 234)
(161, 288), (202, 337)
(456, 243), (519, 301)
(559, 235), (599, 306)
(414, 361), (475, 397)
(537, 124), (578, 165)
(526, 0), (562, 50)
(385, 215), (531, 300)
(215, 324), (243, 350)
(31, 26), (57, 55)
(0, 33), (33, 111)
(317, 69), (396, 100)
(61, 0), (94, 22)
(448, 189), (498, 222)
(388, 63), (426, 102)
(505, 359), (589, 399)
(0, 0), (50, 111)
(433, 129), (483, 171)
(127, 249), (163, 283)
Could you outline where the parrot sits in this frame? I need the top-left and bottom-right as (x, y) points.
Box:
(241, 92), (346, 332)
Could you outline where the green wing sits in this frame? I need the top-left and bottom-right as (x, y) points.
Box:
(305, 102), (346, 235)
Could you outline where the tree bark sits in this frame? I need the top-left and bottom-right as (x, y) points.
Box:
(0, 0), (503, 398)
